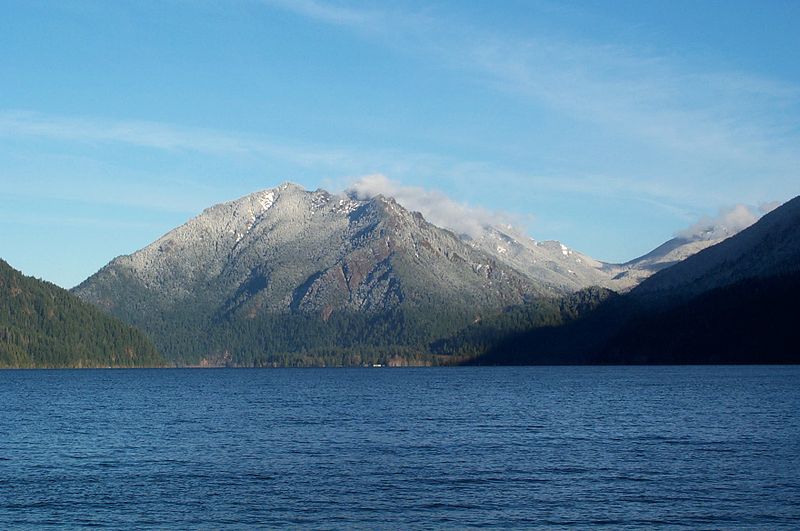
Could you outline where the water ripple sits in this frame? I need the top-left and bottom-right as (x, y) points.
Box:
(0, 366), (798, 528)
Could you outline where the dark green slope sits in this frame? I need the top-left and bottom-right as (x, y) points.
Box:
(598, 271), (800, 364)
(0, 259), (164, 368)
(471, 270), (800, 366)
(435, 287), (616, 363)
(464, 290), (631, 365)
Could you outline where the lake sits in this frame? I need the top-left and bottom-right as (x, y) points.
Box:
(1, 366), (799, 529)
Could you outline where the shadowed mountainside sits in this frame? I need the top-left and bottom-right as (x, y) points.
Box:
(469, 195), (800, 365)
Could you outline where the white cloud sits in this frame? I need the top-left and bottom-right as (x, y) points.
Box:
(346, 174), (526, 238)
(677, 204), (763, 241)
(0, 110), (332, 161)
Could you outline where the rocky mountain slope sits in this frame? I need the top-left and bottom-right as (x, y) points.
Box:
(466, 225), (615, 292)
(0, 259), (164, 368)
(74, 183), (557, 364)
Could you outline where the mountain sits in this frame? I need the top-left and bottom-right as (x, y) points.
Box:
(430, 286), (617, 362)
(602, 205), (763, 290)
(470, 195), (800, 365)
(73, 181), (786, 366)
(0, 259), (164, 368)
(74, 183), (559, 365)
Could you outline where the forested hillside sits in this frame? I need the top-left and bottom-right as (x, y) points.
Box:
(0, 259), (164, 368)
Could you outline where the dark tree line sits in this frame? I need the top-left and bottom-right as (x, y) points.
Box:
(468, 272), (800, 365)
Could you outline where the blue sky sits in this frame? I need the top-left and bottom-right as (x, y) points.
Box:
(2, 0), (799, 288)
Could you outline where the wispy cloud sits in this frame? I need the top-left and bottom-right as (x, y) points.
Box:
(0, 110), (351, 164)
(0, 210), (167, 230)
(259, 0), (379, 28)
(1, 109), (699, 211)
(468, 39), (800, 167)
(263, 0), (800, 203)
(2, 174), (220, 215)
(10, 0), (799, 213)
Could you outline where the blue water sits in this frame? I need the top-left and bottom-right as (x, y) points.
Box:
(1, 366), (799, 529)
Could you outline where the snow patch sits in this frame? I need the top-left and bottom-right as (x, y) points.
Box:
(310, 192), (330, 212)
(334, 197), (361, 215)
(258, 191), (275, 211)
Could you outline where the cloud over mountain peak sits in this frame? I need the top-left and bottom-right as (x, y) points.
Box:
(346, 174), (526, 239)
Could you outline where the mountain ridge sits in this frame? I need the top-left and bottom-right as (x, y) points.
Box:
(72, 182), (791, 366)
